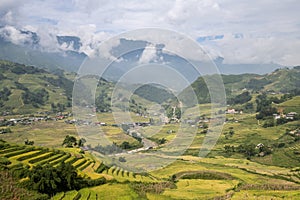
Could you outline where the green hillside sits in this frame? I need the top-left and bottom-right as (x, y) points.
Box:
(187, 66), (300, 104)
(1, 139), (300, 200)
(1, 60), (300, 199)
(0, 60), (150, 115)
(0, 60), (73, 114)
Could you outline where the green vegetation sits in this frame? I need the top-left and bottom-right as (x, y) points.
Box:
(134, 84), (175, 104)
(0, 60), (72, 114)
(0, 60), (300, 199)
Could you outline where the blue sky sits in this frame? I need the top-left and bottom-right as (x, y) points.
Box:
(0, 0), (300, 66)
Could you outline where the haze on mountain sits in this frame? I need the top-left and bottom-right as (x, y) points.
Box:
(0, 0), (299, 79)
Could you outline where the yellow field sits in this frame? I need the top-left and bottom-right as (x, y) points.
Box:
(89, 183), (139, 200)
(163, 179), (238, 199)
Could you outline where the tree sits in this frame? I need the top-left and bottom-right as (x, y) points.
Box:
(237, 144), (256, 158)
(120, 141), (131, 149)
(230, 91), (252, 105)
(62, 135), (77, 147)
(158, 138), (167, 145)
(78, 138), (86, 147)
(244, 102), (254, 111)
(263, 118), (275, 128)
(24, 139), (34, 145)
(25, 164), (61, 195)
(24, 158), (106, 196)
(224, 145), (235, 155)
(119, 157), (126, 162)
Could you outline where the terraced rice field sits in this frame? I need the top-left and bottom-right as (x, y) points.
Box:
(0, 142), (157, 185)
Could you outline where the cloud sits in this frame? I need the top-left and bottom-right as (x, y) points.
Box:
(0, 25), (33, 45)
(138, 43), (158, 64)
(202, 33), (300, 66)
(0, 0), (299, 66)
(0, 0), (25, 25)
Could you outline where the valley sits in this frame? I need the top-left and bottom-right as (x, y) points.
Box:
(0, 60), (299, 200)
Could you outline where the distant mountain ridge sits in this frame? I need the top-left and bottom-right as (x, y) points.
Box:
(185, 66), (300, 104)
(1, 60), (299, 116)
(0, 26), (285, 77)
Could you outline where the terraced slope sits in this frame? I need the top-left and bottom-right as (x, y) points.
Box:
(0, 142), (156, 183)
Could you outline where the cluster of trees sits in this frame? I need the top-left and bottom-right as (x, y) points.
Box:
(93, 143), (123, 155)
(22, 88), (49, 107)
(158, 138), (167, 145)
(0, 119), (15, 127)
(260, 116), (298, 128)
(224, 127), (235, 139)
(243, 102), (254, 112)
(0, 73), (6, 80)
(43, 75), (73, 98)
(62, 135), (86, 148)
(166, 106), (181, 120)
(228, 91), (252, 105)
(150, 137), (167, 145)
(24, 139), (34, 145)
(129, 99), (147, 116)
(93, 140), (143, 155)
(255, 94), (277, 120)
(0, 140), (105, 198)
(14, 81), (28, 90)
(118, 156), (126, 162)
(256, 92), (298, 119)
(119, 140), (142, 150)
(224, 143), (271, 159)
(246, 78), (271, 91)
(255, 93), (299, 126)
(130, 132), (142, 143)
(10, 64), (45, 75)
(0, 128), (12, 134)
(0, 87), (11, 108)
(95, 90), (111, 112)
(190, 77), (210, 104)
(51, 102), (67, 113)
(0, 87), (11, 101)
(20, 163), (106, 196)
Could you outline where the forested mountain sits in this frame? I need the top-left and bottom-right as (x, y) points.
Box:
(0, 60), (74, 114)
(0, 60), (299, 115)
(186, 66), (300, 104)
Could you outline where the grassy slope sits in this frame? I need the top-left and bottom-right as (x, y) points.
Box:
(0, 60), (72, 114)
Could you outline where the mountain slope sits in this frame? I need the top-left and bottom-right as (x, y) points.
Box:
(186, 66), (300, 104)
(0, 60), (74, 114)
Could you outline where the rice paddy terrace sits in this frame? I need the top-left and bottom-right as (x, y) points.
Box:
(1, 139), (300, 200)
(0, 140), (159, 200)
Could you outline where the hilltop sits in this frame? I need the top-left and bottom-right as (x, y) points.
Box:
(186, 66), (300, 104)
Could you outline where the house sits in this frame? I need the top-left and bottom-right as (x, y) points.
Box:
(256, 143), (264, 149)
(286, 112), (297, 120)
(273, 114), (281, 119)
(100, 122), (107, 126)
(226, 109), (238, 114)
(185, 119), (196, 125)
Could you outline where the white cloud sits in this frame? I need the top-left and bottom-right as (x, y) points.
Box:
(138, 43), (158, 64)
(0, 25), (33, 45)
(0, 0), (25, 25)
(0, 0), (299, 66)
(203, 33), (300, 66)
